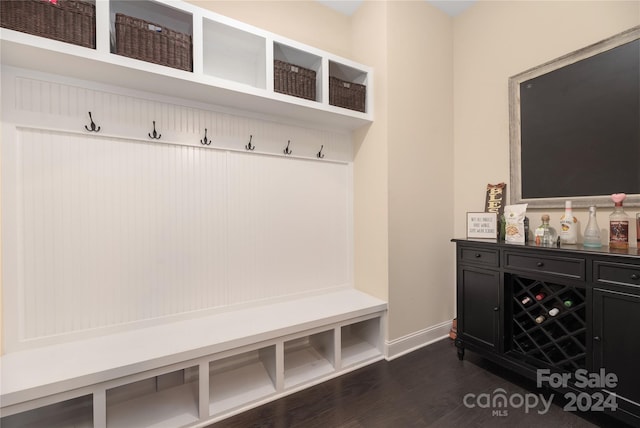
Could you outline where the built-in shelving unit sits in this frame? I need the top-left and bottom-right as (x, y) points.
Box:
(0, 0), (373, 130)
(0, 289), (386, 428)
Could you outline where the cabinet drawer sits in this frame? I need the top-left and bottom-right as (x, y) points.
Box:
(459, 246), (499, 267)
(594, 261), (640, 288)
(504, 251), (585, 280)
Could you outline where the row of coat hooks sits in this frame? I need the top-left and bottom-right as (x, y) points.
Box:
(84, 112), (327, 159)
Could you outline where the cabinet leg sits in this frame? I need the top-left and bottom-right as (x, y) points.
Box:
(454, 338), (465, 360)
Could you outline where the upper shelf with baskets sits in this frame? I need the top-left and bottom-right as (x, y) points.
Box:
(0, 0), (373, 131)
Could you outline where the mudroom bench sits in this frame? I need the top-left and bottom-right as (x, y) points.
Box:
(0, 288), (387, 428)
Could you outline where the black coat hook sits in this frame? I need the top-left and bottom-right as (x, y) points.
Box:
(283, 140), (292, 155)
(200, 128), (211, 145)
(84, 111), (100, 132)
(148, 121), (161, 140)
(317, 145), (325, 159)
(245, 135), (255, 151)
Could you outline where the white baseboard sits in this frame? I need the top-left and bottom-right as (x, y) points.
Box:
(384, 320), (452, 360)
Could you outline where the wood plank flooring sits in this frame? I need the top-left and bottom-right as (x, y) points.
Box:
(210, 338), (632, 428)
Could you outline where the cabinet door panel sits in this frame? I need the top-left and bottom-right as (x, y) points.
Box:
(593, 288), (640, 406)
(458, 266), (500, 350)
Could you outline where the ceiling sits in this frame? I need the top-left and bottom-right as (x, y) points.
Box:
(316, 0), (476, 17)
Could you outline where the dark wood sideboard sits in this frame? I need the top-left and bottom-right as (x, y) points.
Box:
(452, 238), (640, 426)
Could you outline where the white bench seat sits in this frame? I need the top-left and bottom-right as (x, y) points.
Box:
(1, 288), (387, 427)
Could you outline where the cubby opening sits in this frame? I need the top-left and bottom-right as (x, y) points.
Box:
(0, 394), (93, 428)
(106, 366), (199, 428)
(341, 318), (382, 368)
(328, 60), (368, 113)
(203, 19), (266, 88)
(284, 330), (334, 389)
(209, 346), (277, 416)
(273, 42), (322, 102)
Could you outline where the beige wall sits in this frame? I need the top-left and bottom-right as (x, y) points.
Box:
(453, 1), (640, 239)
(386, 2), (454, 339)
(351, 1), (390, 302)
(351, 1), (455, 341)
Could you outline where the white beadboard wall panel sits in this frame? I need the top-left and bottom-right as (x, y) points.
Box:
(5, 67), (352, 162)
(226, 153), (350, 304)
(2, 67), (354, 351)
(17, 129), (230, 340)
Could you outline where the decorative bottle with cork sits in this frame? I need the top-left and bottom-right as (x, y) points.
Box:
(609, 193), (629, 249)
(559, 201), (578, 244)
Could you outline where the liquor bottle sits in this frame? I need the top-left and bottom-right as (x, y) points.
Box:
(535, 292), (546, 301)
(560, 201), (578, 244)
(521, 296), (532, 306)
(549, 307), (560, 317)
(535, 314), (546, 324)
(534, 214), (557, 246)
(563, 299), (574, 308)
(583, 206), (602, 248)
(610, 193), (629, 249)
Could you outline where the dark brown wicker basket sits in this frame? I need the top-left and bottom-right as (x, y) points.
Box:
(0, 0), (96, 49)
(329, 76), (366, 113)
(274, 60), (316, 101)
(114, 13), (192, 72)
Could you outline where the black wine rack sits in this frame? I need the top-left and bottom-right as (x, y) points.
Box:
(510, 275), (586, 372)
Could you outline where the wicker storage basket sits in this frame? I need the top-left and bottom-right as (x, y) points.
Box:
(329, 76), (366, 113)
(114, 13), (192, 72)
(0, 0), (96, 49)
(274, 60), (316, 101)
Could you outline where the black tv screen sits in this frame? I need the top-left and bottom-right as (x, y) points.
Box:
(519, 39), (640, 200)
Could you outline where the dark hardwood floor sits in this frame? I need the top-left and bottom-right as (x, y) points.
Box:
(210, 338), (633, 428)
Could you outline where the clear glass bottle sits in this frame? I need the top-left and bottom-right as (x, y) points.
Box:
(560, 201), (578, 244)
(534, 214), (557, 246)
(610, 193), (629, 249)
(583, 206), (602, 248)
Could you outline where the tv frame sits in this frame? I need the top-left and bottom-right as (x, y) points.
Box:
(509, 26), (640, 208)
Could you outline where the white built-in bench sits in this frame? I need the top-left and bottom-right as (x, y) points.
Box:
(0, 288), (387, 428)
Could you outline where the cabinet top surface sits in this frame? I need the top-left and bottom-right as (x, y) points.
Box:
(452, 238), (640, 259)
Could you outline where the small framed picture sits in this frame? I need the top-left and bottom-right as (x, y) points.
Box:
(467, 212), (498, 239)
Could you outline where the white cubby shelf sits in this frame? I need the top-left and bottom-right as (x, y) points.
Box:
(0, 0), (373, 130)
(0, 289), (387, 427)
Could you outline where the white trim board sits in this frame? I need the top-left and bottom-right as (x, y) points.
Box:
(385, 320), (452, 361)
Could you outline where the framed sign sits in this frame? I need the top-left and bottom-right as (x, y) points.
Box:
(467, 212), (498, 239)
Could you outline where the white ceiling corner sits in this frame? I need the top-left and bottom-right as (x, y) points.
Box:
(316, 0), (476, 17)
